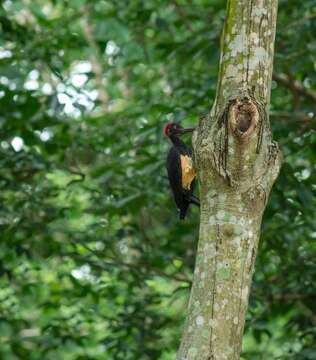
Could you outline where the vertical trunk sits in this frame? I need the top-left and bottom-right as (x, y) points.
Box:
(177, 1), (281, 359)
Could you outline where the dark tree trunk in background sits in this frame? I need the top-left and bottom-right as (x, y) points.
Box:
(177, 0), (281, 359)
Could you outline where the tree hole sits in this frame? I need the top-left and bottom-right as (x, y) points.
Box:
(229, 99), (259, 138)
(236, 110), (252, 133)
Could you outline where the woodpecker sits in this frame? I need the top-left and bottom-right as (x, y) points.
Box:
(164, 122), (199, 219)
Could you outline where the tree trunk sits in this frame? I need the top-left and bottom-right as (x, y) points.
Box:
(177, 1), (281, 359)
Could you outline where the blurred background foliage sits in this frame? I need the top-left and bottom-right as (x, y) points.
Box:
(0, 0), (315, 359)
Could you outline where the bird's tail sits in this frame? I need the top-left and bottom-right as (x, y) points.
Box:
(179, 203), (190, 220)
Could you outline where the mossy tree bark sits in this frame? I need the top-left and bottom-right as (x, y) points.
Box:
(177, 1), (281, 359)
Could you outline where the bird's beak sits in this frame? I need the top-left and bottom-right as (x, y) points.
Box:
(176, 127), (196, 135)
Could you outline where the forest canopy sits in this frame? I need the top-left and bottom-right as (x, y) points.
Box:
(0, 0), (315, 359)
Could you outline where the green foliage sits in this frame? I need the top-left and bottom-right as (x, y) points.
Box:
(0, 0), (315, 359)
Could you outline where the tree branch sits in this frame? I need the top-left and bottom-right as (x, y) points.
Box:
(270, 111), (315, 124)
(283, 12), (316, 30)
(68, 240), (191, 284)
(273, 73), (316, 103)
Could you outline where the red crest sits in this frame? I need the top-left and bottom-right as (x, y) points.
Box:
(163, 122), (174, 137)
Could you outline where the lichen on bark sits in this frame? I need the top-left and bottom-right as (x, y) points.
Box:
(177, 1), (281, 359)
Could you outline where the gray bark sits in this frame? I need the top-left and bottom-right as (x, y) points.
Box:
(177, 0), (281, 359)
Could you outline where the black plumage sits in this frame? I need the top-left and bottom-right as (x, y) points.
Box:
(164, 123), (199, 219)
